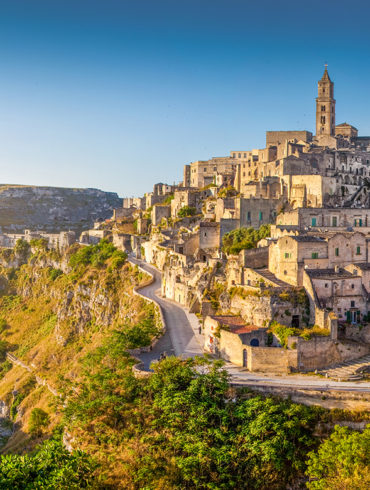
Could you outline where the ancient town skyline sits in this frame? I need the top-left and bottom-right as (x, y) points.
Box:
(0, 0), (370, 195)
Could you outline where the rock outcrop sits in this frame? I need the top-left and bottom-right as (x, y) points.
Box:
(0, 184), (122, 232)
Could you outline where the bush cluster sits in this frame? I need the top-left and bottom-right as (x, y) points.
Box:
(69, 239), (127, 270)
(177, 206), (197, 218)
(222, 224), (271, 254)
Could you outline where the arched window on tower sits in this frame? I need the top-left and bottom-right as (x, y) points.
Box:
(321, 116), (326, 124)
(321, 105), (325, 111)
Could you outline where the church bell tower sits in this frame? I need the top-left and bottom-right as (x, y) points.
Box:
(316, 65), (335, 137)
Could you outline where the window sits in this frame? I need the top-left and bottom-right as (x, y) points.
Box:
(311, 217), (317, 226)
(325, 283), (328, 288)
(204, 168), (207, 172)
(356, 246), (361, 255)
(284, 270), (287, 275)
(321, 105), (325, 111)
(233, 153), (236, 158)
(335, 247), (339, 256)
(321, 116), (326, 124)
(238, 153), (241, 158)
(259, 211), (263, 221)
(351, 300), (355, 308)
(284, 252), (291, 259)
(332, 216), (337, 226)
(213, 167), (217, 171)
(244, 153), (246, 158)
(247, 211), (251, 221)
(243, 172), (245, 177)
(312, 252), (319, 259)
(351, 284), (355, 289)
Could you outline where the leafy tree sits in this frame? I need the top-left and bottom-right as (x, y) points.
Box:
(49, 267), (63, 281)
(177, 206), (197, 218)
(306, 424), (370, 489)
(30, 238), (49, 251)
(218, 185), (238, 198)
(0, 437), (97, 489)
(14, 239), (31, 261)
(29, 408), (50, 436)
(222, 224), (271, 254)
(69, 239), (126, 270)
(163, 193), (174, 204)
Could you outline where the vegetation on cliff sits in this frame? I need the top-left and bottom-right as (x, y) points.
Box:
(0, 241), (367, 489)
(222, 224), (271, 254)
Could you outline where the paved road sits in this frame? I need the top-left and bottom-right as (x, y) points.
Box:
(130, 257), (370, 393)
(129, 257), (203, 369)
(224, 363), (370, 392)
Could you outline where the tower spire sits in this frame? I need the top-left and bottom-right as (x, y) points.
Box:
(316, 66), (335, 137)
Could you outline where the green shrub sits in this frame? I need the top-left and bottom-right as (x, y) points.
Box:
(0, 360), (12, 380)
(0, 318), (8, 334)
(306, 424), (370, 489)
(222, 224), (271, 254)
(178, 206), (197, 218)
(30, 238), (49, 251)
(14, 239), (31, 260)
(49, 268), (63, 281)
(29, 408), (50, 435)
(69, 239), (127, 270)
(0, 436), (97, 488)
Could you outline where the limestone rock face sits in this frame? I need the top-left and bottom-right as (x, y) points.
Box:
(0, 185), (122, 232)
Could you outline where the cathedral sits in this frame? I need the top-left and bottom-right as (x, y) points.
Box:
(184, 66), (370, 210)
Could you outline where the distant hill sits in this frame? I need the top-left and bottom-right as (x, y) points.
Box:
(0, 184), (122, 233)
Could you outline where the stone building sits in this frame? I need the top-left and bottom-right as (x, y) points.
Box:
(204, 315), (267, 366)
(151, 204), (171, 226)
(268, 231), (368, 287)
(181, 67), (370, 214)
(183, 158), (237, 188)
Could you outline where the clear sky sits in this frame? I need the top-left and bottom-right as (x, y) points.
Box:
(0, 0), (370, 197)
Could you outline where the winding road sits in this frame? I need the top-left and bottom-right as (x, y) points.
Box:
(130, 257), (370, 394)
(129, 257), (203, 369)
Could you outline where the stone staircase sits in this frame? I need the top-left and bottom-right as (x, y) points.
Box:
(256, 268), (291, 288)
(318, 354), (370, 381)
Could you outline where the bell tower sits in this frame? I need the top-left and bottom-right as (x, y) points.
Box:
(316, 65), (335, 137)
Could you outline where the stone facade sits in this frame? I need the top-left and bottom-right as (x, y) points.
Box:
(151, 204), (171, 226)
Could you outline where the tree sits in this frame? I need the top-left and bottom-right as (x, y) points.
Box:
(0, 437), (97, 489)
(177, 206), (196, 218)
(306, 424), (370, 489)
(14, 239), (31, 261)
(29, 408), (50, 436)
(222, 224), (271, 254)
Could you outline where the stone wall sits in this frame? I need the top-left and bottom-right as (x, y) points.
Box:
(246, 346), (298, 373)
(230, 289), (307, 328)
(297, 337), (370, 371)
(266, 131), (313, 146)
(151, 204), (171, 226)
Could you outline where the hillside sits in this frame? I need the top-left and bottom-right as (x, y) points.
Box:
(0, 241), (368, 489)
(0, 184), (122, 232)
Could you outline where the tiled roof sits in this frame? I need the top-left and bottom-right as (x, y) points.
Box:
(210, 315), (262, 334)
(307, 268), (354, 279)
(290, 235), (325, 242)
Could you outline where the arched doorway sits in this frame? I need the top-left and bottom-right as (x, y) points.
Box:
(250, 338), (259, 347)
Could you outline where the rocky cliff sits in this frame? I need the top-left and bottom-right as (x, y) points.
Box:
(0, 184), (122, 232)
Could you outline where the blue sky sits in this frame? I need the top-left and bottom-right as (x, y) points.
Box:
(0, 0), (370, 197)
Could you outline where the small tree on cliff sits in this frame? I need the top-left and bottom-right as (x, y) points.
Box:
(14, 239), (31, 261)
